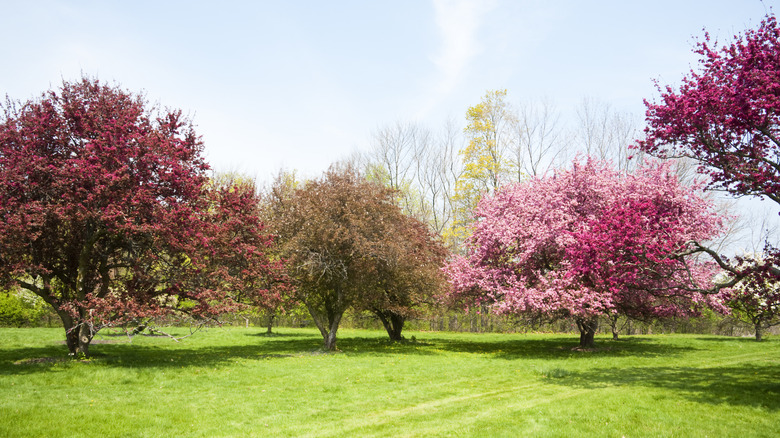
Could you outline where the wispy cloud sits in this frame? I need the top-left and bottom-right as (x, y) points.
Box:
(415, 0), (495, 119)
(431, 0), (495, 94)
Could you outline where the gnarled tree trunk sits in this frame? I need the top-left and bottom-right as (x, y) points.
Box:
(374, 309), (405, 341)
(322, 312), (342, 350)
(306, 301), (345, 351)
(576, 317), (598, 349)
(59, 311), (93, 357)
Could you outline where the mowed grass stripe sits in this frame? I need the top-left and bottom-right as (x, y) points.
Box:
(338, 386), (591, 438)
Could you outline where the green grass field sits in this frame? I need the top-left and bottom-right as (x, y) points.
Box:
(1, 327), (778, 437)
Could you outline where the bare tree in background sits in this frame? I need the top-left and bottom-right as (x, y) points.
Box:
(366, 121), (432, 222)
(420, 118), (463, 241)
(510, 97), (569, 177)
(576, 97), (643, 172)
(360, 119), (464, 251)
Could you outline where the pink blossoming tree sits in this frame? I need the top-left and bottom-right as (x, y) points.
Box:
(639, 13), (780, 325)
(0, 78), (285, 356)
(444, 158), (725, 348)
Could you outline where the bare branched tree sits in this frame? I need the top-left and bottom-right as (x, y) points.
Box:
(576, 97), (643, 172)
(510, 98), (569, 177)
(367, 121), (433, 222)
(421, 117), (463, 238)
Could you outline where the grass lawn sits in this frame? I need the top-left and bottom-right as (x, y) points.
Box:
(0, 327), (778, 437)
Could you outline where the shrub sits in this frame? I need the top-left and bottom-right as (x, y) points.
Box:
(0, 289), (55, 327)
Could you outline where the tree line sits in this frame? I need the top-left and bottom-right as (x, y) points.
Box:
(2, 14), (780, 354)
(349, 89), (643, 253)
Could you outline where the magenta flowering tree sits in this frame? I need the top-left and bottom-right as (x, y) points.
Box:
(639, 13), (780, 315)
(0, 78), (285, 356)
(640, 14), (780, 203)
(444, 158), (725, 348)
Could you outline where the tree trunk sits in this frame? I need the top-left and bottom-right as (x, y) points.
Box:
(323, 311), (342, 350)
(576, 317), (598, 349)
(306, 301), (344, 351)
(59, 312), (93, 357)
(266, 313), (276, 334)
(755, 323), (763, 341)
(374, 309), (405, 341)
(609, 314), (620, 340)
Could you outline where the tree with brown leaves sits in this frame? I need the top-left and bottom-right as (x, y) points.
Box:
(265, 165), (446, 349)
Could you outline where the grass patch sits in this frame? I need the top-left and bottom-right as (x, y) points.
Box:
(537, 367), (571, 379)
(0, 327), (778, 437)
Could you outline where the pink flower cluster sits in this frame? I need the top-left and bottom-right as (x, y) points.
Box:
(444, 158), (725, 321)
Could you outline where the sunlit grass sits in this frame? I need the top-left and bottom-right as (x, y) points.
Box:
(1, 327), (778, 437)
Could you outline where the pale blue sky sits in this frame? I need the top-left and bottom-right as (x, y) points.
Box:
(0, 0), (776, 184)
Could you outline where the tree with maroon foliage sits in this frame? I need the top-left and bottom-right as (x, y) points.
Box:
(639, 13), (780, 310)
(444, 158), (725, 348)
(0, 78), (283, 356)
(640, 14), (780, 203)
(202, 175), (292, 334)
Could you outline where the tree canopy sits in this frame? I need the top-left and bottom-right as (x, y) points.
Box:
(265, 166), (446, 349)
(639, 13), (780, 320)
(0, 78), (283, 356)
(640, 14), (780, 202)
(720, 253), (780, 341)
(445, 158), (726, 348)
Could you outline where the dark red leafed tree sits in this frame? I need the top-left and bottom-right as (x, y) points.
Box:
(639, 13), (780, 332)
(444, 158), (726, 348)
(640, 14), (780, 202)
(357, 209), (448, 341)
(206, 175), (293, 333)
(266, 166), (396, 350)
(0, 78), (283, 356)
(205, 174), (295, 333)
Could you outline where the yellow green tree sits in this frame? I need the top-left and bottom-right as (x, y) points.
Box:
(446, 90), (516, 249)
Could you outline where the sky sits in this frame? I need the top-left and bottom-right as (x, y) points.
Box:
(1, 0), (775, 179)
(1, 0), (778, 251)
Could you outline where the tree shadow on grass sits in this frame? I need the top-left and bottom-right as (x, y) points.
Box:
(692, 336), (768, 343)
(545, 363), (780, 410)
(0, 333), (326, 374)
(0, 345), (73, 375)
(335, 336), (440, 356)
(244, 332), (308, 338)
(0, 333), (694, 375)
(310, 333), (695, 360)
(430, 335), (695, 360)
(276, 332), (688, 359)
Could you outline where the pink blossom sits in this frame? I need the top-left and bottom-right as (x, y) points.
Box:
(444, 157), (724, 329)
